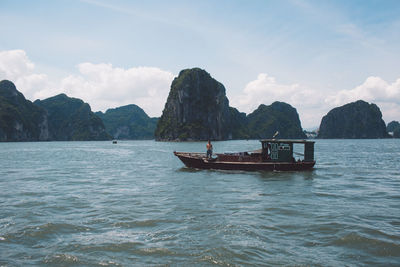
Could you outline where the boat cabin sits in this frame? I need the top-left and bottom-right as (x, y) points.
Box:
(260, 139), (315, 163)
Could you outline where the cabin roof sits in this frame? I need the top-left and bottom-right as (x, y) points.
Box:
(260, 139), (315, 144)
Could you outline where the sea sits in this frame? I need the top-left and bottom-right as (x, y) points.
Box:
(0, 139), (399, 266)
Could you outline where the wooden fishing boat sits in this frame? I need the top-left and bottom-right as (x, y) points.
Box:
(174, 139), (315, 171)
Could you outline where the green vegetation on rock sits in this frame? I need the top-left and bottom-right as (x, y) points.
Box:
(318, 100), (389, 139)
(228, 107), (249, 139)
(34, 94), (111, 141)
(155, 68), (231, 141)
(247, 102), (307, 139)
(0, 80), (48, 141)
(96, 104), (157, 139)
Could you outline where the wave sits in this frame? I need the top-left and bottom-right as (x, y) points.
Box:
(4, 222), (92, 242)
(113, 219), (159, 228)
(43, 254), (79, 264)
(331, 232), (400, 257)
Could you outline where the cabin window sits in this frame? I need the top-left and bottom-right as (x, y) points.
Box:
(271, 143), (278, 151)
(271, 143), (278, 159)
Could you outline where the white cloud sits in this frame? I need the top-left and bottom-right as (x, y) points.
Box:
(0, 49), (34, 77)
(326, 76), (400, 105)
(59, 63), (174, 116)
(233, 73), (400, 128)
(0, 49), (174, 117)
(0, 50), (52, 98)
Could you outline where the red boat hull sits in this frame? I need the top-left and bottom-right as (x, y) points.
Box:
(174, 152), (315, 171)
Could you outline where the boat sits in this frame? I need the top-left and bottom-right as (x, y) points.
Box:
(112, 140), (117, 144)
(174, 139), (316, 171)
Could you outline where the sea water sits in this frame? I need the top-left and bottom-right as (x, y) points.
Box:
(0, 139), (399, 266)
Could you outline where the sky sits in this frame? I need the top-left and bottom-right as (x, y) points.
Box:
(0, 0), (400, 128)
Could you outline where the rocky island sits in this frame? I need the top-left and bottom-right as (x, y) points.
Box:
(318, 100), (389, 139)
(34, 94), (110, 141)
(0, 80), (110, 141)
(247, 102), (306, 139)
(155, 68), (232, 141)
(96, 104), (158, 139)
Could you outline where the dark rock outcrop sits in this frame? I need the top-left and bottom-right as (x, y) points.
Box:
(155, 68), (231, 141)
(387, 121), (400, 138)
(247, 102), (307, 139)
(0, 80), (49, 141)
(318, 100), (389, 139)
(34, 94), (110, 141)
(96, 104), (158, 139)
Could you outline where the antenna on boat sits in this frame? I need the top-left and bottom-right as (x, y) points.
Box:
(272, 131), (279, 139)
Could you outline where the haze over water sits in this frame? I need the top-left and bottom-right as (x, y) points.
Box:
(0, 139), (399, 266)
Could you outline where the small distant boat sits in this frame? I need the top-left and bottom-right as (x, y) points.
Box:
(174, 139), (316, 171)
(112, 140), (117, 144)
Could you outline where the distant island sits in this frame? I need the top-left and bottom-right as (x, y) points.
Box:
(318, 100), (389, 139)
(0, 68), (398, 142)
(34, 94), (111, 141)
(96, 105), (158, 140)
(0, 80), (110, 141)
(0, 80), (160, 141)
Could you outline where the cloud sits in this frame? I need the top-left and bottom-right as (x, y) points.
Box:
(0, 49), (174, 117)
(231, 73), (325, 111)
(58, 63), (175, 116)
(232, 73), (400, 128)
(0, 50), (52, 98)
(326, 76), (400, 105)
(0, 49), (34, 77)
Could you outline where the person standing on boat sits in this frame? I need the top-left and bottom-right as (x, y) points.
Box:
(206, 140), (213, 159)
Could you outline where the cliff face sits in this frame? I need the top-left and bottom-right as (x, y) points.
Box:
(155, 68), (231, 141)
(247, 102), (307, 139)
(318, 100), (389, 139)
(96, 104), (158, 139)
(34, 94), (110, 141)
(0, 80), (49, 141)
